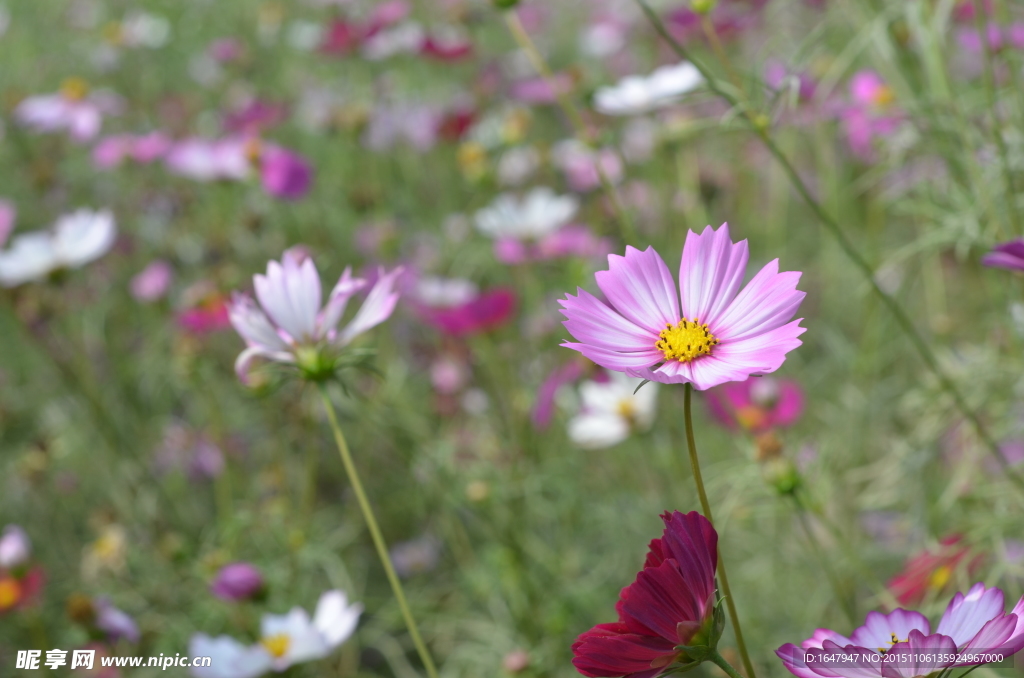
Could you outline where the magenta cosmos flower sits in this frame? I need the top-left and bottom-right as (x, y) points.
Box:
(573, 511), (720, 678)
(777, 583), (1024, 678)
(981, 239), (1024, 271)
(559, 224), (805, 390)
(228, 248), (402, 383)
(706, 376), (804, 434)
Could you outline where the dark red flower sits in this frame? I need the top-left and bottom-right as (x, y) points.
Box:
(572, 511), (719, 678)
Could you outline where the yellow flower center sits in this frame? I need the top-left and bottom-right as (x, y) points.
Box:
(261, 634), (291, 658)
(656, 318), (719, 363)
(60, 77), (89, 102)
(0, 578), (21, 611)
(879, 632), (909, 653)
(871, 86), (895, 108)
(929, 565), (952, 590)
(616, 398), (636, 422)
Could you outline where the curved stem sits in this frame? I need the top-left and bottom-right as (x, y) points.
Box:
(684, 385), (756, 678)
(637, 0), (1024, 490)
(709, 648), (747, 678)
(502, 9), (639, 243)
(317, 384), (439, 678)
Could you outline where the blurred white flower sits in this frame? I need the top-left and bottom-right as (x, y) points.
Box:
(0, 525), (31, 569)
(0, 209), (116, 287)
(286, 20), (324, 51)
(14, 82), (122, 142)
(190, 590), (362, 678)
(497, 147), (541, 187)
(567, 373), (658, 448)
(120, 12), (170, 48)
(579, 21), (626, 58)
(474, 188), (579, 240)
(594, 62), (703, 116)
(362, 22), (424, 60)
(414, 276), (479, 307)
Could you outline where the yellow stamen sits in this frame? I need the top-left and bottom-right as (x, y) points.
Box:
(871, 86), (895, 108)
(261, 634), (290, 658)
(60, 77), (89, 102)
(0, 578), (21, 611)
(616, 398), (636, 422)
(929, 565), (952, 590)
(656, 318), (719, 363)
(879, 632), (909, 653)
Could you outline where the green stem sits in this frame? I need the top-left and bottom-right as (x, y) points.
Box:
(684, 385), (756, 678)
(637, 0), (1024, 490)
(972, 0), (1020, 236)
(709, 649), (747, 678)
(316, 384), (439, 678)
(788, 495), (857, 626)
(502, 10), (639, 243)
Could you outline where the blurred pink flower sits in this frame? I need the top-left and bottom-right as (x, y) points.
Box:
(982, 239), (1024, 271)
(531, 360), (586, 429)
(364, 104), (442, 152)
(509, 73), (574, 105)
(177, 297), (232, 335)
(887, 535), (981, 606)
(705, 376), (804, 433)
(228, 248), (402, 383)
(957, 22), (1024, 53)
(208, 37), (245, 63)
(223, 99), (288, 134)
(0, 200), (15, 248)
(666, 0), (769, 43)
(93, 132), (172, 169)
(551, 140), (623, 193)
(210, 562), (265, 601)
(495, 225), (613, 265)
(319, 0), (409, 55)
(260, 146), (313, 200)
(840, 71), (904, 161)
(130, 260), (173, 302)
(415, 287), (517, 337)
(559, 224), (806, 390)
(153, 423), (225, 480)
(0, 525), (31, 570)
(430, 355), (468, 395)
(421, 28), (473, 61)
(94, 597), (140, 644)
(165, 137), (250, 181)
(14, 83), (122, 142)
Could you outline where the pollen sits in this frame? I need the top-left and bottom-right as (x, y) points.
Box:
(261, 634), (291, 658)
(655, 318), (719, 363)
(0, 578), (21, 611)
(60, 77), (89, 102)
(928, 565), (952, 590)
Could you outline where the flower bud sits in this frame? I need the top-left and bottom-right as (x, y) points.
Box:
(692, 0), (718, 14)
(210, 562), (265, 601)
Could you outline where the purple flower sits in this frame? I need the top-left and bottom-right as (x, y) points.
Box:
(559, 223), (806, 390)
(228, 248), (402, 383)
(981, 239), (1024, 271)
(210, 562), (265, 601)
(94, 597), (140, 644)
(705, 376), (804, 433)
(14, 80), (122, 142)
(260, 146), (313, 200)
(778, 583), (1024, 678)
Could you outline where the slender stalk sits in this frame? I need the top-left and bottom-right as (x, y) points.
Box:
(788, 496), (857, 625)
(709, 649), (747, 678)
(684, 385), (756, 678)
(636, 0), (1024, 489)
(502, 9), (639, 243)
(316, 384), (439, 678)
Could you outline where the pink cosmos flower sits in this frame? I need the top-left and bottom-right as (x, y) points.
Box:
(705, 376), (804, 433)
(559, 224), (805, 390)
(531, 360), (588, 429)
(551, 140), (624, 193)
(14, 82), (122, 142)
(982, 239), (1024, 271)
(421, 28), (473, 61)
(93, 132), (172, 169)
(414, 286), (517, 337)
(888, 536), (982, 606)
(572, 511), (720, 678)
(260, 146), (313, 200)
(840, 71), (904, 161)
(228, 248), (402, 383)
(210, 563), (265, 601)
(223, 99), (288, 135)
(509, 73), (574, 105)
(777, 583), (1024, 678)
(165, 137), (250, 181)
(496, 225), (613, 265)
(130, 260), (173, 302)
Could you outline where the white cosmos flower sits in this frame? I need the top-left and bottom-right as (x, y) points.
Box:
(474, 187), (579, 240)
(594, 61), (703, 116)
(190, 590), (362, 678)
(0, 209), (116, 287)
(413, 276), (479, 307)
(567, 372), (659, 449)
(228, 248), (403, 383)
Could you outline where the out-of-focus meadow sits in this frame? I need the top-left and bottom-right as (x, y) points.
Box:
(3, 0), (1024, 675)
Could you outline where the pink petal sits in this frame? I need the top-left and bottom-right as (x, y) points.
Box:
(595, 246), (679, 333)
(561, 342), (663, 372)
(712, 259), (805, 341)
(559, 287), (661, 352)
(850, 609), (931, 649)
(937, 583), (1006, 648)
(678, 223), (749, 324)
(338, 266), (402, 345)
